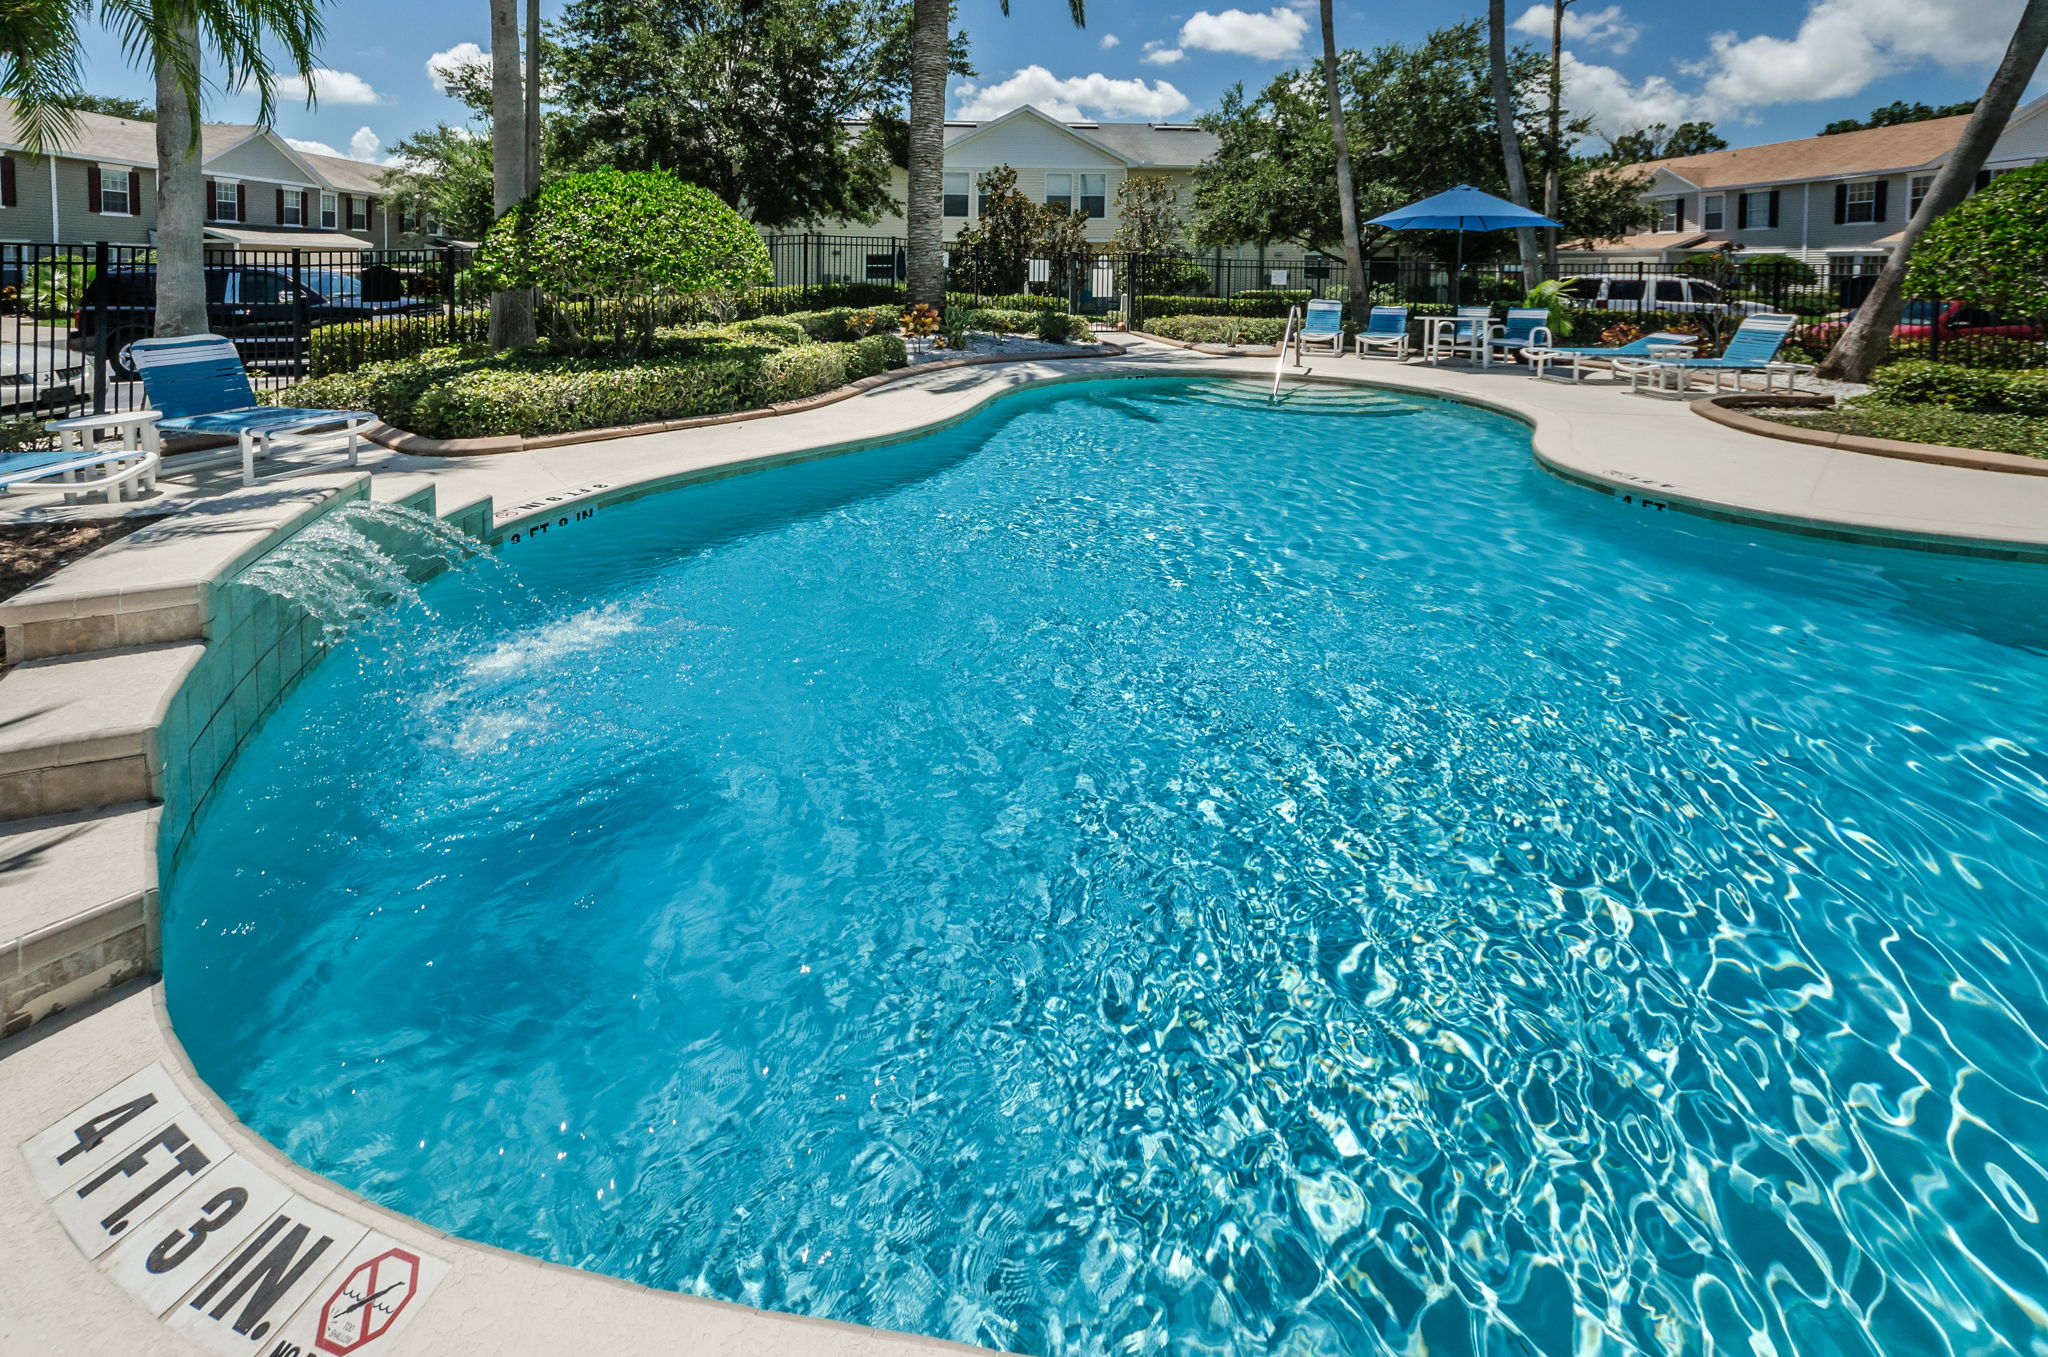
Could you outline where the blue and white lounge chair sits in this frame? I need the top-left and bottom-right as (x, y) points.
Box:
(1296, 298), (1348, 357)
(129, 333), (377, 486)
(1522, 330), (1700, 383)
(1355, 305), (1411, 360)
(1611, 314), (1809, 395)
(1484, 308), (1553, 364)
(1425, 306), (1493, 364)
(1, 413), (160, 503)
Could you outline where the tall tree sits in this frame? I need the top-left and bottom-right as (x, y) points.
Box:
(1819, 0), (2048, 381)
(551, 0), (926, 229)
(1599, 121), (1727, 165)
(488, 0), (535, 348)
(524, 0), (540, 194)
(905, 0), (1083, 310)
(1540, 0), (1573, 274)
(1488, 0), (1540, 280)
(1318, 0), (1366, 325)
(1821, 100), (1979, 136)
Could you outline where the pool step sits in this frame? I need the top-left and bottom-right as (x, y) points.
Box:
(0, 802), (157, 1037)
(1178, 382), (1421, 417)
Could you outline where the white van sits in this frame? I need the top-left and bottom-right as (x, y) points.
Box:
(1558, 275), (1773, 316)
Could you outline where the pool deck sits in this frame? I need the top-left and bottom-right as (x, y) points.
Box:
(3, 338), (2047, 1357)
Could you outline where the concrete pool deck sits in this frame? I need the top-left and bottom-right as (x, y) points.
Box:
(3, 338), (2047, 1356)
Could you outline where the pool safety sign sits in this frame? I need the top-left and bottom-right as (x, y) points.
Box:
(19, 1063), (450, 1356)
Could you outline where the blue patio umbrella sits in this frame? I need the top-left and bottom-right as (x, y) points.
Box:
(1367, 185), (1563, 306)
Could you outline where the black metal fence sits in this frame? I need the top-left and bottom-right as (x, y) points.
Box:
(4, 236), (2040, 430)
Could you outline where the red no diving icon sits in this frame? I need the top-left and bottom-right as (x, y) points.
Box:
(314, 1248), (421, 1354)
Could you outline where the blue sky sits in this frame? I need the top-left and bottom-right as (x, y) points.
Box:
(60, 0), (2048, 166)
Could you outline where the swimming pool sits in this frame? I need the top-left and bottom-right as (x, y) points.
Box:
(167, 375), (2048, 1356)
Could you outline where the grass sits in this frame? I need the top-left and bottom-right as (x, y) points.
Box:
(1757, 401), (2048, 459)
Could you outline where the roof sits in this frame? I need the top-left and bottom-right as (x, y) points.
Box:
(1567, 231), (1711, 253)
(1634, 116), (1972, 189)
(0, 97), (388, 192)
(851, 107), (1219, 168)
(298, 150), (387, 194)
(202, 226), (372, 249)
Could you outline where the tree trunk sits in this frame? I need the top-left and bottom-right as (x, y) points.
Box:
(490, 0), (536, 349)
(1489, 0), (1541, 282)
(1320, 0), (1367, 327)
(151, 14), (207, 338)
(905, 0), (949, 310)
(1542, 0), (1572, 275)
(524, 0), (541, 196)
(1819, 0), (2048, 381)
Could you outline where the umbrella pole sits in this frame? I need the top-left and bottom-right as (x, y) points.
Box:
(1452, 231), (1464, 308)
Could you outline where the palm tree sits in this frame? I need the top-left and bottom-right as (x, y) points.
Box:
(906, 0), (1085, 310)
(1540, 0), (1575, 276)
(4, 0), (323, 337)
(1819, 0), (2048, 381)
(488, 0), (534, 347)
(1488, 0), (1540, 282)
(1317, 0), (1365, 326)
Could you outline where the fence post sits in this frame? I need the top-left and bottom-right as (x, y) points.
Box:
(90, 240), (109, 415)
(1928, 299), (1942, 364)
(442, 245), (456, 341)
(289, 248), (307, 376)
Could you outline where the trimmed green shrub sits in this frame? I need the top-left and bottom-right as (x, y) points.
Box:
(308, 313), (490, 377)
(2003, 372), (2048, 416)
(1868, 361), (2048, 414)
(1143, 314), (1289, 345)
(947, 291), (1066, 313)
(0, 416), (51, 453)
(965, 308), (1043, 333)
(775, 306), (903, 342)
(1033, 311), (1088, 344)
(846, 333), (908, 378)
(729, 317), (809, 347)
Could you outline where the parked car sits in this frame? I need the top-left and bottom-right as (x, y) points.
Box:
(0, 337), (87, 412)
(1557, 274), (1775, 317)
(1805, 300), (2045, 345)
(70, 264), (440, 379)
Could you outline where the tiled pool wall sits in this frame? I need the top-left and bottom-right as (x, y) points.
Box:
(154, 486), (492, 871)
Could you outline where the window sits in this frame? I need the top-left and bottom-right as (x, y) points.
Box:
(98, 167), (132, 215)
(1702, 194), (1725, 230)
(320, 191), (338, 230)
(348, 196), (370, 230)
(1909, 174), (1935, 217)
(1654, 279), (1687, 303)
(1741, 190), (1773, 228)
(211, 179), (240, 221)
(1843, 180), (1878, 223)
(1043, 172), (1072, 211)
(943, 170), (969, 217)
(1078, 172), (1106, 219)
(1604, 278), (1645, 302)
(1656, 199), (1680, 232)
(280, 189), (303, 226)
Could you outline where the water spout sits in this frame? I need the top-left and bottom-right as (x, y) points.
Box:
(233, 499), (484, 635)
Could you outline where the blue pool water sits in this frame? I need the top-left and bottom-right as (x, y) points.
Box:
(168, 376), (2048, 1356)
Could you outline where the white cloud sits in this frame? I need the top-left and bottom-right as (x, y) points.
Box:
(349, 126), (383, 162)
(952, 66), (1191, 121)
(1512, 4), (1639, 55)
(1176, 8), (1309, 61)
(427, 41), (488, 93)
(1694, 0), (2023, 108)
(1560, 53), (1715, 137)
(270, 68), (381, 105)
(1142, 41), (1187, 66)
(285, 136), (340, 157)
(1099, 33), (1120, 49)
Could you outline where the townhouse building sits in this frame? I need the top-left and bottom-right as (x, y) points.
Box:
(1566, 94), (2048, 283)
(1, 97), (423, 254)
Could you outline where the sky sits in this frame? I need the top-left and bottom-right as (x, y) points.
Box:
(57, 0), (2048, 167)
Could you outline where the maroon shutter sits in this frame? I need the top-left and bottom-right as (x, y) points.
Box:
(1767, 189), (1780, 228)
(1, 156), (16, 208)
(1873, 180), (1890, 221)
(236, 182), (247, 221)
(364, 196), (375, 230)
(128, 171), (140, 215)
(276, 186), (285, 222)
(342, 194), (353, 229)
(87, 168), (102, 214)
(204, 178), (215, 219)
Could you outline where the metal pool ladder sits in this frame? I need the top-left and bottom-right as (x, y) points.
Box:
(1271, 305), (1302, 402)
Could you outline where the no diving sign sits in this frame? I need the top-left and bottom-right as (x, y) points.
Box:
(20, 1062), (449, 1357)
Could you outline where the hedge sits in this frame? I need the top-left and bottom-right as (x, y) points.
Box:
(1867, 361), (2048, 415)
(280, 331), (909, 439)
(308, 312), (489, 376)
(1143, 314), (1290, 345)
(949, 291), (1065, 313)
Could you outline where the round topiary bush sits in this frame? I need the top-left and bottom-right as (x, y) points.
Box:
(474, 168), (773, 354)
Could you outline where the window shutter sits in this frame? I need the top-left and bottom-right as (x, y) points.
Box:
(1833, 184), (1848, 224)
(236, 182), (247, 221)
(1675, 199), (1687, 230)
(276, 187), (285, 222)
(204, 178), (215, 218)
(87, 168), (102, 214)
(128, 171), (140, 214)
(1736, 194), (1749, 229)
(1974, 169), (1992, 191)
(342, 194), (353, 228)
(1873, 180), (1889, 222)
(1767, 190), (1780, 228)
(2, 156), (17, 208)
(364, 196), (375, 230)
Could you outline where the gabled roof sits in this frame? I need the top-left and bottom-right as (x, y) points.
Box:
(856, 106), (1218, 169)
(298, 150), (387, 195)
(1627, 95), (2048, 191)
(0, 99), (159, 165)
(942, 105), (1132, 164)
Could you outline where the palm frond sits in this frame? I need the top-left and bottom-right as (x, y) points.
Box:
(0, 0), (88, 154)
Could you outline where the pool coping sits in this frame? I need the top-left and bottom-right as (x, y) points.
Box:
(6, 342), (2048, 1355)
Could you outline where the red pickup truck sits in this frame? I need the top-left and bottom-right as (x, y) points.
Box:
(1810, 300), (2044, 344)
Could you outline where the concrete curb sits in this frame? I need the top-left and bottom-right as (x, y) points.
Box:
(1693, 392), (2048, 478)
(363, 342), (1128, 458)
